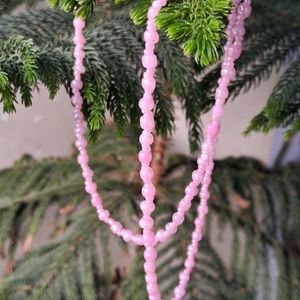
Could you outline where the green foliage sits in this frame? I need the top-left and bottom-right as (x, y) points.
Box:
(118, 0), (232, 66)
(245, 60), (300, 139)
(0, 127), (299, 299)
(0, 8), (204, 150)
(1, 0), (300, 144)
(48, 0), (97, 19)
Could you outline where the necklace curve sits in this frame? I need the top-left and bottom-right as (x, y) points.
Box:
(71, 0), (252, 299)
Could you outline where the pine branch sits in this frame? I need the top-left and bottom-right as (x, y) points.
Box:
(0, 8), (207, 149)
(117, 0), (232, 66)
(0, 126), (299, 298)
(245, 59), (300, 138)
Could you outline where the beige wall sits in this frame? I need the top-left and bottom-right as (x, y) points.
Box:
(0, 72), (279, 169)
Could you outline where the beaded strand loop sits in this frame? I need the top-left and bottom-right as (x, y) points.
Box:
(71, 0), (252, 299)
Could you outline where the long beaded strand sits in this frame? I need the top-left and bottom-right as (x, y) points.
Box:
(71, 0), (252, 299)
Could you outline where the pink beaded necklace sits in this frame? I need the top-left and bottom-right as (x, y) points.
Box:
(71, 0), (252, 299)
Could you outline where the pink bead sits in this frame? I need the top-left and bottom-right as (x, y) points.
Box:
(191, 170), (203, 184)
(139, 95), (155, 113)
(146, 273), (158, 284)
(155, 229), (167, 242)
(212, 105), (224, 119)
(78, 153), (88, 165)
(172, 212), (184, 225)
(144, 262), (156, 273)
(111, 221), (123, 235)
(184, 184), (198, 197)
(144, 231), (155, 246)
(140, 200), (155, 214)
(71, 79), (83, 91)
(98, 209), (110, 221)
(215, 86), (229, 101)
(121, 229), (132, 242)
(206, 121), (220, 137)
(73, 18), (85, 30)
(91, 195), (101, 208)
(142, 54), (158, 69)
(139, 216), (154, 229)
(140, 166), (154, 182)
(142, 183), (156, 199)
(140, 113), (155, 131)
(198, 205), (209, 216)
(132, 235), (144, 246)
(138, 150), (152, 165)
(179, 198), (192, 211)
(85, 182), (97, 194)
(144, 248), (157, 261)
(139, 131), (154, 146)
(142, 77), (156, 93)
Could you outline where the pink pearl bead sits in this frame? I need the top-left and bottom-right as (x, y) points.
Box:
(206, 121), (220, 137)
(140, 113), (155, 131)
(142, 183), (156, 199)
(121, 229), (132, 242)
(139, 96), (155, 113)
(91, 195), (101, 208)
(142, 54), (158, 69)
(146, 273), (158, 284)
(71, 79), (83, 91)
(138, 150), (152, 165)
(144, 248), (157, 261)
(155, 229), (167, 242)
(144, 231), (155, 246)
(185, 184), (198, 197)
(140, 166), (154, 182)
(140, 200), (155, 214)
(142, 77), (156, 93)
(98, 209), (110, 221)
(139, 216), (154, 229)
(85, 182), (97, 194)
(191, 170), (202, 184)
(139, 131), (154, 146)
(144, 262), (156, 273)
(73, 18), (85, 30)
(172, 212), (184, 225)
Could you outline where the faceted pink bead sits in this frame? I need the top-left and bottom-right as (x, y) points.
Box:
(98, 209), (110, 221)
(184, 184), (198, 197)
(172, 212), (184, 225)
(140, 166), (154, 182)
(144, 262), (156, 273)
(73, 18), (85, 30)
(144, 248), (157, 261)
(206, 121), (220, 137)
(121, 229), (132, 242)
(142, 54), (158, 69)
(138, 150), (152, 165)
(139, 131), (154, 146)
(142, 183), (156, 199)
(140, 200), (155, 214)
(155, 229), (167, 242)
(139, 95), (155, 113)
(142, 76), (156, 93)
(191, 170), (203, 184)
(91, 194), (101, 208)
(85, 182), (97, 194)
(140, 113), (155, 131)
(139, 216), (154, 229)
(144, 231), (155, 246)
(215, 86), (229, 101)
(146, 273), (158, 284)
